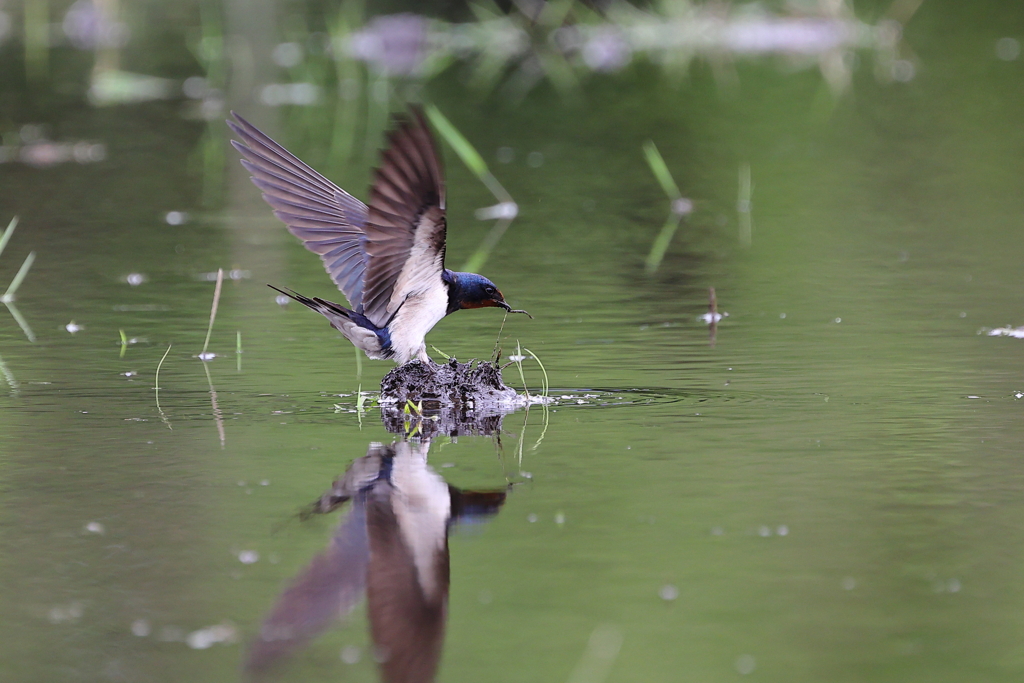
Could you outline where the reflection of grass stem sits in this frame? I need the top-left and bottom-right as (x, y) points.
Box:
(201, 268), (224, 358)
(356, 383), (365, 429)
(642, 141), (685, 273)
(119, 329), (127, 358)
(203, 359), (225, 449)
(4, 302), (35, 342)
(2, 251), (36, 303)
(645, 214), (683, 274)
(155, 344), (172, 429)
(236, 330), (241, 371)
(425, 105), (518, 273)
(0, 351), (19, 395)
(738, 162), (753, 247)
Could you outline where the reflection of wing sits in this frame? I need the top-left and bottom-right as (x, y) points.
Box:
(228, 113), (369, 310)
(244, 502), (369, 674)
(361, 108), (447, 328)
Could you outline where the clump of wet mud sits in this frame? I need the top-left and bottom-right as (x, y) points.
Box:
(379, 358), (518, 407)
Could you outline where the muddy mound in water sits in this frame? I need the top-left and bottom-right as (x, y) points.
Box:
(379, 358), (518, 407)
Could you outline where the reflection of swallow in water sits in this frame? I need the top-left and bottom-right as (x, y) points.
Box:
(245, 440), (507, 681)
(228, 108), (529, 365)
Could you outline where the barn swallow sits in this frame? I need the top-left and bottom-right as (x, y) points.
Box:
(228, 108), (529, 365)
(244, 440), (508, 680)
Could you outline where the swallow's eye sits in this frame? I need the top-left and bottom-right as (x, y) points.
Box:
(484, 286), (496, 296)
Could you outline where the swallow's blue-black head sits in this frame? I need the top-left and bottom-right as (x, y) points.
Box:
(448, 271), (510, 312)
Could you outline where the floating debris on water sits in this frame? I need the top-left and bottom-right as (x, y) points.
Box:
(84, 521), (105, 534)
(699, 312), (727, 324)
(186, 622), (239, 650)
(984, 326), (1024, 338)
(65, 321), (84, 333)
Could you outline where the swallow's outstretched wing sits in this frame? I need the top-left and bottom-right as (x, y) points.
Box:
(361, 107), (448, 329)
(229, 113), (369, 310)
(229, 108), (447, 330)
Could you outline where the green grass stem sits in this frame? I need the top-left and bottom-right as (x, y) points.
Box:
(155, 344), (172, 429)
(643, 141), (681, 200)
(425, 104), (489, 179)
(201, 268), (224, 357)
(514, 340), (530, 400)
(0, 217), (19, 261)
(426, 105), (517, 272)
(522, 346), (549, 397)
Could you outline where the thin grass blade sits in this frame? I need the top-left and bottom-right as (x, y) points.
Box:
(642, 141), (681, 200)
(0, 216), (18, 261)
(201, 268), (224, 357)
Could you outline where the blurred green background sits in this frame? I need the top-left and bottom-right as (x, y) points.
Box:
(2, 1), (1024, 681)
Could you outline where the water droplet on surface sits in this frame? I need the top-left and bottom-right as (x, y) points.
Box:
(996, 37), (1020, 61)
(892, 59), (915, 82)
(526, 151), (544, 168)
(527, 514), (538, 523)
(340, 645), (362, 664)
(131, 619), (150, 637)
(841, 577), (857, 590)
(496, 146), (515, 164)
(238, 550), (259, 564)
(85, 521), (105, 534)
(659, 584), (679, 601)
(165, 211), (188, 225)
(776, 525), (789, 536)
(735, 654), (756, 675)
